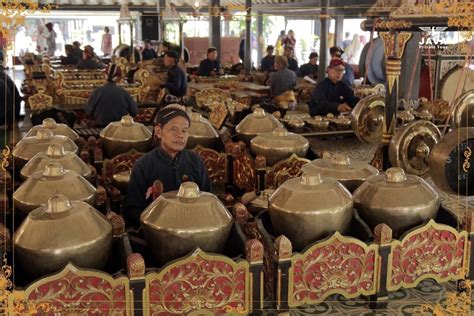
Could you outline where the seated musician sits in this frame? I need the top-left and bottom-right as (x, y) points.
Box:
(284, 46), (299, 72)
(197, 47), (221, 77)
(60, 44), (79, 66)
(77, 45), (104, 70)
(158, 51), (188, 105)
(260, 45), (275, 73)
(297, 52), (318, 79)
(308, 59), (359, 117)
(85, 64), (138, 127)
(141, 39), (157, 61)
(124, 105), (211, 228)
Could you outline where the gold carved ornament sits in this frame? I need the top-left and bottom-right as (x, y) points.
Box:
(0, 1), (57, 50)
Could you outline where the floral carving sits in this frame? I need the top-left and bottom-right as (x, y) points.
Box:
(233, 152), (256, 191)
(289, 232), (378, 307)
(145, 249), (249, 315)
(135, 107), (157, 124)
(388, 220), (468, 291)
(103, 150), (144, 184)
(14, 264), (129, 315)
(266, 154), (309, 189)
(194, 146), (227, 184)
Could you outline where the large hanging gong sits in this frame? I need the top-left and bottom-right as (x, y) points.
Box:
(451, 89), (474, 129)
(440, 66), (474, 104)
(351, 94), (385, 144)
(429, 127), (474, 196)
(389, 121), (441, 176)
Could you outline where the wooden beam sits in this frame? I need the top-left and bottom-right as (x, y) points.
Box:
(318, 0), (329, 81)
(244, 0), (252, 73)
(209, 0), (221, 63)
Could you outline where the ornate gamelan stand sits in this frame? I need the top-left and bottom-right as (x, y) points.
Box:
(370, 23), (413, 171)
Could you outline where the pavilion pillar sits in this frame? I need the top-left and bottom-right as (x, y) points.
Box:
(257, 12), (263, 65)
(209, 0), (221, 64)
(318, 0), (329, 81)
(244, 0), (252, 73)
(334, 13), (344, 48)
(157, 0), (165, 42)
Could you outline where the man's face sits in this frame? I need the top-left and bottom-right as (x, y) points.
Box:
(144, 42), (151, 49)
(327, 65), (345, 82)
(208, 51), (217, 60)
(310, 57), (318, 65)
(164, 55), (174, 67)
(155, 116), (190, 155)
(284, 48), (292, 57)
(267, 49), (274, 57)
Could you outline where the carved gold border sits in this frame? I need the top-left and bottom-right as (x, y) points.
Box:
(143, 248), (250, 316)
(386, 219), (469, 292)
(8, 263), (133, 315)
(288, 231), (380, 308)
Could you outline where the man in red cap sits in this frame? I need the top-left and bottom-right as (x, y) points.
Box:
(307, 58), (359, 117)
(85, 64), (137, 126)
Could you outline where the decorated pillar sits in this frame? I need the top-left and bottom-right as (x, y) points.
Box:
(209, 0), (221, 64)
(373, 28), (412, 170)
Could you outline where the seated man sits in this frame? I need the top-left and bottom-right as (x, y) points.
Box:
(60, 44), (79, 65)
(260, 45), (275, 72)
(0, 66), (21, 130)
(297, 52), (318, 79)
(330, 46), (355, 87)
(284, 46), (299, 72)
(267, 55), (297, 98)
(77, 45), (104, 70)
(308, 59), (359, 117)
(197, 47), (221, 76)
(124, 105), (211, 228)
(141, 39), (157, 61)
(85, 64), (138, 127)
(72, 41), (83, 60)
(159, 51), (188, 104)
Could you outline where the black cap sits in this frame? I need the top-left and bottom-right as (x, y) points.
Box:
(207, 47), (217, 53)
(266, 45), (274, 50)
(155, 104), (190, 127)
(309, 52), (319, 59)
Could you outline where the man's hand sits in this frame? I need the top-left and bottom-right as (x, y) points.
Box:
(337, 103), (352, 113)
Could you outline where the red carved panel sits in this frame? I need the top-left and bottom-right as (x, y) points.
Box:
(266, 156), (309, 189)
(289, 234), (377, 307)
(194, 147), (227, 184)
(25, 270), (128, 315)
(233, 152), (256, 192)
(135, 107), (157, 124)
(389, 225), (467, 291)
(103, 151), (144, 184)
(145, 251), (249, 315)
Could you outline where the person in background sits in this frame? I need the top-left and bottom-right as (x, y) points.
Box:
(159, 51), (187, 104)
(260, 45), (275, 72)
(238, 31), (245, 63)
(141, 39), (157, 60)
(60, 44), (79, 65)
(297, 52), (319, 79)
(101, 27), (113, 56)
(268, 55), (297, 98)
(0, 66), (22, 130)
(72, 41), (83, 60)
(197, 47), (221, 76)
(35, 25), (47, 54)
(44, 22), (57, 57)
(77, 45), (104, 69)
(284, 30), (296, 50)
(330, 46), (354, 86)
(157, 41), (172, 57)
(85, 64), (137, 127)
(307, 59), (359, 117)
(342, 32), (352, 50)
(344, 34), (362, 65)
(275, 30), (286, 56)
(124, 104), (211, 228)
(284, 46), (299, 72)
